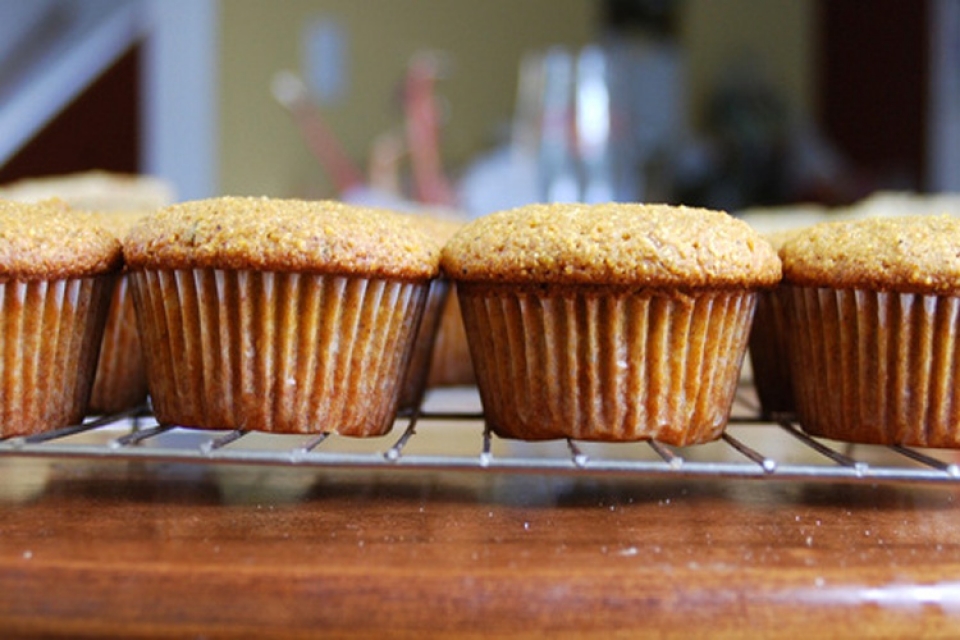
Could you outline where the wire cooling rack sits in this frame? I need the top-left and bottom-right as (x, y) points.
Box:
(0, 387), (958, 484)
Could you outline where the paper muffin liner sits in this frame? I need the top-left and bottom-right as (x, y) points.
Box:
(398, 278), (449, 410)
(130, 269), (428, 435)
(426, 285), (476, 387)
(457, 283), (757, 444)
(747, 287), (794, 417)
(0, 276), (115, 437)
(785, 285), (960, 447)
(88, 275), (148, 414)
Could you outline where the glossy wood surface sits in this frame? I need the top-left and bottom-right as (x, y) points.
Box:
(2, 401), (960, 637)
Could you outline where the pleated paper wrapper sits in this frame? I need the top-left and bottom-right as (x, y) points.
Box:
(397, 278), (449, 410)
(130, 269), (429, 436)
(457, 284), (757, 445)
(786, 285), (960, 447)
(426, 284), (476, 387)
(0, 276), (114, 437)
(89, 275), (148, 414)
(747, 287), (794, 417)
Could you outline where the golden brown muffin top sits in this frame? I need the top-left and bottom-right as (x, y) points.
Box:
(0, 199), (122, 280)
(763, 228), (804, 253)
(441, 202), (781, 288)
(780, 214), (960, 294)
(123, 196), (440, 279)
(0, 170), (174, 212)
(405, 212), (464, 245)
(92, 210), (150, 239)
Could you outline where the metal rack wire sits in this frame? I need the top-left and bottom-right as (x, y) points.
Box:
(1, 386), (959, 485)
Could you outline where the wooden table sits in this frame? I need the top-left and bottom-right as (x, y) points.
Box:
(2, 395), (960, 638)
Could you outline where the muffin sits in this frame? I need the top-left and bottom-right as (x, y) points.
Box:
(123, 196), (440, 436)
(781, 214), (960, 447)
(423, 214), (476, 390)
(441, 202), (781, 444)
(0, 199), (121, 437)
(397, 214), (462, 410)
(88, 211), (150, 414)
(746, 229), (801, 417)
(737, 203), (829, 235)
(0, 172), (175, 414)
(0, 170), (174, 212)
(426, 292), (475, 387)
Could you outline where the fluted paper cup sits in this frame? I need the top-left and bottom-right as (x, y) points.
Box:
(0, 276), (115, 437)
(130, 269), (429, 436)
(88, 276), (148, 414)
(457, 283), (757, 444)
(398, 278), (449, 411)
(747, 287), (794, 417)
(786, 285), (960, 447)
(426, 285), (476, 387)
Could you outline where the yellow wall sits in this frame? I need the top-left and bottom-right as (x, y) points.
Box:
(680, 0), (815, 127)
(218, 0), (599, 198)
(217, 1), (815, 199)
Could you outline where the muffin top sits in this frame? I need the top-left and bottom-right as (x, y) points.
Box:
(123, 196), (441, 279)
(0, 199), (122, 280)
(0, 170), (174, 212)
(405, 212), (464, 245)
(93, 210), (150, 239)
(781, 214), (960, 294)
(441, 202), (781, 288)
(738, 202), (829, 236)
(763, 228), (805, 253)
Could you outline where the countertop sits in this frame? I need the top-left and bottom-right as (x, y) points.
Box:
(2, 389), (960, 638)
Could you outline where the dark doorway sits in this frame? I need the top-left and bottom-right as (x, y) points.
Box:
(816, 0), (929, 192)
(0, 43), (141, 184)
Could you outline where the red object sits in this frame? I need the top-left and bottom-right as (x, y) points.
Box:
(404, 55), (457, 206)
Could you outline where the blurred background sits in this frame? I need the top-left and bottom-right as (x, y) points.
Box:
(0, 0), (957, 216)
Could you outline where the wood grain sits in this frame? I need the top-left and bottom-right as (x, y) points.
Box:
(1, 454), (959, 638)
